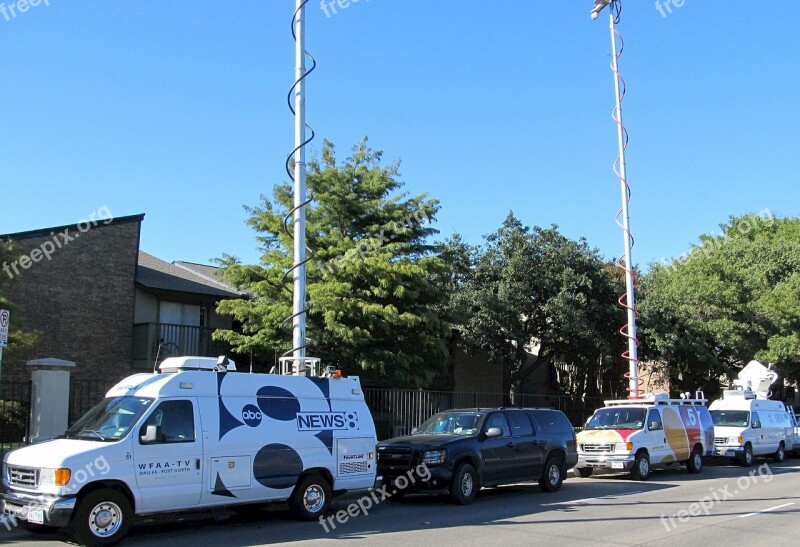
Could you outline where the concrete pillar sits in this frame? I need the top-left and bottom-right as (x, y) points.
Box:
(27, 358), (75, 443)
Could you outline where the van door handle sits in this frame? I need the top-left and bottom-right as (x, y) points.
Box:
(196, 459), (201, 470)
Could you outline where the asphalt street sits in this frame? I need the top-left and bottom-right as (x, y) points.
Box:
(2, 459), (799, 546)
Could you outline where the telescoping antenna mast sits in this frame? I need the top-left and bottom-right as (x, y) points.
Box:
(591, 0), (641, 398)
(279, 0), (321, 377)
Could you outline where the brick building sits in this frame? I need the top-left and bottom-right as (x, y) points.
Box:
(0, 214), (242, 385)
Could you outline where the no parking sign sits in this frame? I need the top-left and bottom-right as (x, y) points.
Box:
(0, 309), (9, 347)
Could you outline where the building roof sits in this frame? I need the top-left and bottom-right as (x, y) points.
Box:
(136, 251), (243, 298)
(0, 214), (145, 239)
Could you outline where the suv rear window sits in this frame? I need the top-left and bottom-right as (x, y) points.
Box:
(506, 410), (534, 436)
(528, 410), (574, 434)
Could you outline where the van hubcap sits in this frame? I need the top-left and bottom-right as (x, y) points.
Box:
(89, 502), (122, 538)
(303, 485), (325, 513)
(693, 453), (702, 469)
(639, 458), (649, 476)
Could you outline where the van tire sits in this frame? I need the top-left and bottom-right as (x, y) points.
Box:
(539, 457), (564, 492)
(449, 463), (478, 505)
(576, 467), (593, 478)
(70, 488), (132, 547)
(630, 452), (650, 481)
(289, 474), (332, 520)
(737, 444), (754, 467)
(686, 447), (704, 474)
(773, 442), (786, 463)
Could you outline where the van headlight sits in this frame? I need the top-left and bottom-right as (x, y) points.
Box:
(615, 442), (634, 453)
(731, 436), (743, 445)
(421, 449), (446, 465)
(39, 468), (71, 486)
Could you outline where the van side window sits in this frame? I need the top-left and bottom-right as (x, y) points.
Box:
(140, 400), (195, 444)
(751, 412), (761, 428)
(646, 410), (662, 430)
(506, 411), (534, 437)
(484, 412), (511, 437)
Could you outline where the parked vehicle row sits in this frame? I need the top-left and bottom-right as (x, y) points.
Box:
(1, 356), (798, 547)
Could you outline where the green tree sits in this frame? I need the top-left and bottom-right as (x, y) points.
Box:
(451, 213), (626, 399)
(215, 139), (449, 387)
(639, 212), (800, 392)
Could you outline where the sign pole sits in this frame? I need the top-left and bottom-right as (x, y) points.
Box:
(0, 308), (10, 385)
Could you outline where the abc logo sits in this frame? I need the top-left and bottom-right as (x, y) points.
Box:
(346, 412), (359, 430)
(242, 404), (263, 427)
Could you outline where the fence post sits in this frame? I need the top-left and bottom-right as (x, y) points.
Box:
(26, 358), (75, 443)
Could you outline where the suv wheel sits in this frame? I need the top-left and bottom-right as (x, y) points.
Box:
(539, 457), (564, 492)
(449, 463), (478, 505)
(630, 452), (650, 481)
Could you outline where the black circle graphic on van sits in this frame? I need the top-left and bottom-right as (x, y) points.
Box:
(242, 404), (263, 427)
(347, 411), (359, 430)
(253, 444), (303, 489)
(256, 386), (300, 421)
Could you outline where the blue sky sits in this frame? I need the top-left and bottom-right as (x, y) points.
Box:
(2, 0), (798, 270)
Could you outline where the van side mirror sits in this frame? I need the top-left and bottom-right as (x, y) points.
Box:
(649, 421), (662, 431)
(140, 425), (162, 444)
(410, 427), (418, 434)
(752, 421), (761, 429)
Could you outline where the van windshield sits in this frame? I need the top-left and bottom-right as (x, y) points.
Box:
(65, 397), (154, 442)
(710, 410), (750, 427)
(586, 408), (646, 430)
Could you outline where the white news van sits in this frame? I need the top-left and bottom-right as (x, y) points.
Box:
(575, 392), (714, 480)
(1, 357), (377, 546)
(710, 360), (793, 465)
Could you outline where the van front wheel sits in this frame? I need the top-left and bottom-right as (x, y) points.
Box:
(71, 489), (132, 547)
(773, 442), (786, 463)
(737, 444), (754, 467)
(290, 474), (332, 520)
(630, 452), (650, 481)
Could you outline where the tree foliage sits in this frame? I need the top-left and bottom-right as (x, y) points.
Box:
(639, 213), (800, 391)
(449, 213), (626, 398)
(215, 139), (448, 387)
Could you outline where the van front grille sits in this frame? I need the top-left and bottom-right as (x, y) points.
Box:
(581, 443), (615, 454)
(6, 466), (38, 488)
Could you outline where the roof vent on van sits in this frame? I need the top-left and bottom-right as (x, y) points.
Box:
(159, 356), (237, 373)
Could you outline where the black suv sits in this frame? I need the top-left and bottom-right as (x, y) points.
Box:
(376, 408), (578, 504)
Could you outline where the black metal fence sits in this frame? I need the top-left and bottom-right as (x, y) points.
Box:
(0, 380), (31, 460)
(364, 388), (606, 440)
